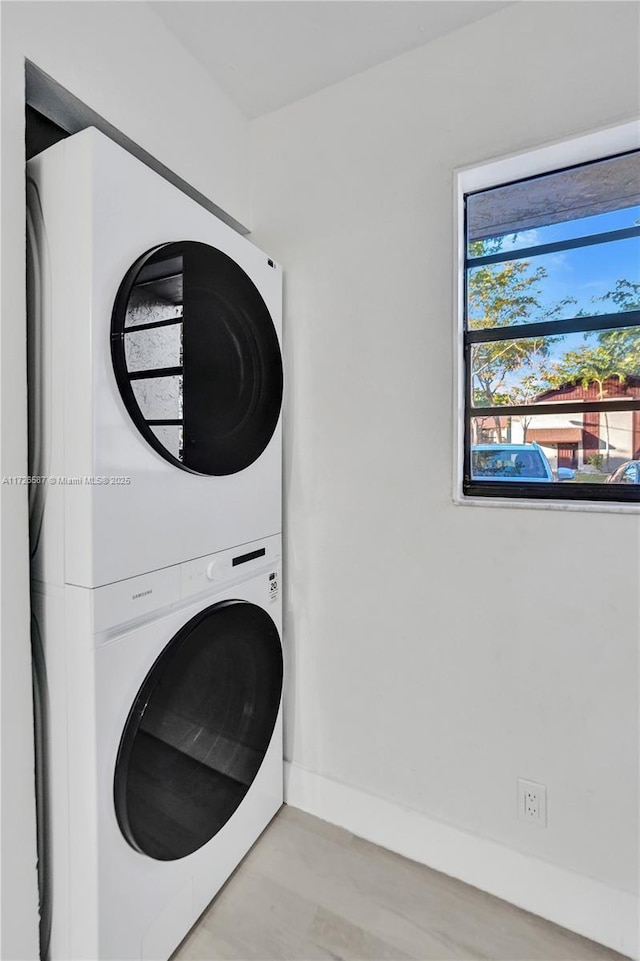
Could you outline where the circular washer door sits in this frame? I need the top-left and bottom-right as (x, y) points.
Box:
(111, 241), (283, 475)
(114, 600), (283, 861)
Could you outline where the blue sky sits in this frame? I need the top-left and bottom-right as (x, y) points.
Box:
(469, 205), (640, 318)
(522, 208), (639, 317)
(468, 205), (640, 389)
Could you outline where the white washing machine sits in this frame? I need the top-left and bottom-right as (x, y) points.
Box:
(27, 127), (283, 589)
(33, 534), (283, 961)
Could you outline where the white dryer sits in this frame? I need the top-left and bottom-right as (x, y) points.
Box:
(27, 128), (283, 588)
(33, 535), (283, 961)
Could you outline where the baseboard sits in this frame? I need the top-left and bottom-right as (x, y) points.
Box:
(284, 761), (639, 959)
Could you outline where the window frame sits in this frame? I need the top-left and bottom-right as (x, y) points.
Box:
(454, 121), (640, 512)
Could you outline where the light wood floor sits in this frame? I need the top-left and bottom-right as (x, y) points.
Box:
(173, 804), (629, 961)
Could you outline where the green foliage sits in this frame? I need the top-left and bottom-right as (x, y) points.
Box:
(467, 233), (637, 451)
(547, 343), (629, 395)
(468, 238), (549, 334)
(548, 276), (640, 392)
(468, 237), (569, 413)
(598, 279), (640, 312)
(558, 280), (640, 389)
(592, 280), (640, 376)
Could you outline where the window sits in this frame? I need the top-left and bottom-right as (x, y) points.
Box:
(459, 126), (640, 504)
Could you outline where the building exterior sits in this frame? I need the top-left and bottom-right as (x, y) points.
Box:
(515, 375), (640, 471)
(474, 377), (640, 472)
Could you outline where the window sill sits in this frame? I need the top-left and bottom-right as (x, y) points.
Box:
(453, 492), (640, 515)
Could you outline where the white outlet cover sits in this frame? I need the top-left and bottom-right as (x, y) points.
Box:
(517, 777), (547, 827)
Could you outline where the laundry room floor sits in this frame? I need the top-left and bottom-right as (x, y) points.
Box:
(172, 804), (629, 961)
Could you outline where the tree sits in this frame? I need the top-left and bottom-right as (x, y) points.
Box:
(547, 343), (631, 468)
(547, 280), (640, 468)
(508, 367), (552, 443)
(468, 238), (570, 441)
(599, 278), (640, 312)
(597, 280), (640, 372)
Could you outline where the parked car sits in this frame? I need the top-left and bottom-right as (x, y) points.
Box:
(605, 460), (640, 484)
(471, 443), (575, 482)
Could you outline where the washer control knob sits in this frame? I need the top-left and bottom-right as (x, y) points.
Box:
(206, 561), (218, 581)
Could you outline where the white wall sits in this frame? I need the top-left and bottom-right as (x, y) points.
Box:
(250, 1), (639, 953)
(0, 4), (250, 957)
(3, 1), (639, 957)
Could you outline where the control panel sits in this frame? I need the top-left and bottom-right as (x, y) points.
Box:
(180, 534), (281, 602)
(92, 534), (281, 635)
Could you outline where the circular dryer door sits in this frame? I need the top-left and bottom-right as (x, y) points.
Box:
(114, 601), (283, 861)
(111, 241), (283, 475)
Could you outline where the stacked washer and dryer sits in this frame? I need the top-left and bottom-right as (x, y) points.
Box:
(27, 128), (284, 961)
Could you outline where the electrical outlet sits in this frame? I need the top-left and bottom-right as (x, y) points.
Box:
(517, 778), (547, 827)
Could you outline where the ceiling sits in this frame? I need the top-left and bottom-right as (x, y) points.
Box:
(149, 1), (512, 119)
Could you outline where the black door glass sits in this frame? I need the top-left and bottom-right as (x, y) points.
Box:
(114, 601), (283, 861)
(111, 242), (283, 475)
